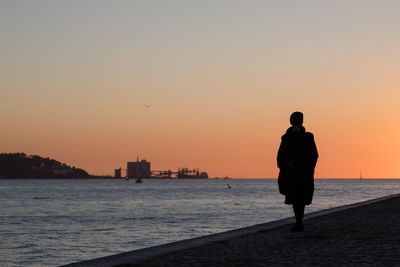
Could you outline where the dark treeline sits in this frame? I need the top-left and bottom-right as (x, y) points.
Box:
(0, 153), (89, 178)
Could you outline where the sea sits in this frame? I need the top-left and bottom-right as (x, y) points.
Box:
(1, 178), (400, 267)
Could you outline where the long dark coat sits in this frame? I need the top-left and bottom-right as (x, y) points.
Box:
(277, 126), (318, 205)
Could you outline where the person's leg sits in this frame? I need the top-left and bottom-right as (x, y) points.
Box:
(293, 204), (305, 223)
(291, 204), (305, 231)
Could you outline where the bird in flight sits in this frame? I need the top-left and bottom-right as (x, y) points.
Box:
(142, 104), (151, 108)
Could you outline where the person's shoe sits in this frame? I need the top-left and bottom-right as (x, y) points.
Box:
(291, 223), (304, 232)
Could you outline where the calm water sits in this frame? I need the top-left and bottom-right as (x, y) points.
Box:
(1, 178), (400, 267)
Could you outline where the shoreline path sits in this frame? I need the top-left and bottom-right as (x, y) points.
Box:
(63, 194), (400, 267)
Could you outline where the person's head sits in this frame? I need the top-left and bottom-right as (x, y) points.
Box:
(290, 111), (303, 126)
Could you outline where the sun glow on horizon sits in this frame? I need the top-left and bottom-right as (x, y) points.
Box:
(1, 1), (400, 178)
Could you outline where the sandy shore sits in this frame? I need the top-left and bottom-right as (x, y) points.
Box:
(62, 194), (400, 267)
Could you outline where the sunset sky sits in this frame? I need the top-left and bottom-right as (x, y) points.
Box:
(1, 1), (400, 178)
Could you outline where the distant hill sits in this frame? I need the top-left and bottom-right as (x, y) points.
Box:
(0, 153), (90, 178)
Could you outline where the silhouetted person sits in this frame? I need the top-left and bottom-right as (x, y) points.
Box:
(277, 111), (318, 232)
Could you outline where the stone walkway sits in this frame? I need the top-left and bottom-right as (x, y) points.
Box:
(63, 194), (400, 267)
(116, 196), (400, 267)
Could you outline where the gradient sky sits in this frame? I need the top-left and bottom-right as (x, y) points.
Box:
(1, 1), (400, 178)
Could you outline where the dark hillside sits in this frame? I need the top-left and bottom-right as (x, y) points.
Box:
(0, 153), (89, 178)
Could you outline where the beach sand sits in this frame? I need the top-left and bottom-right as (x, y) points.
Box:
(62, 194), (400, 267)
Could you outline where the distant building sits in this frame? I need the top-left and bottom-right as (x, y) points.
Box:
(176, 168), (208, 179)
(114, 168), (122, 178)
(127, 158), (151, 179)
(52, 167), (74, 176)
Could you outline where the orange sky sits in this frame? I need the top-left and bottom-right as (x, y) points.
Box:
(1, 1), (400, 178)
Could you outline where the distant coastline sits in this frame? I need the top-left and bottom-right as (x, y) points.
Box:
(0, 153), (214, 180)
(0, 153), (91, 179)
(0, 176), (116, 180)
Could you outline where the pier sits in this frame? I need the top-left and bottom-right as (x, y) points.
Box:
(114, 158), (208, 179)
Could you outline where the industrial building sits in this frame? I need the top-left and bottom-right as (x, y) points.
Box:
(114, 168), (122, 179)
(127, 158), (151, 179)
(114, 157), (208, 179)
